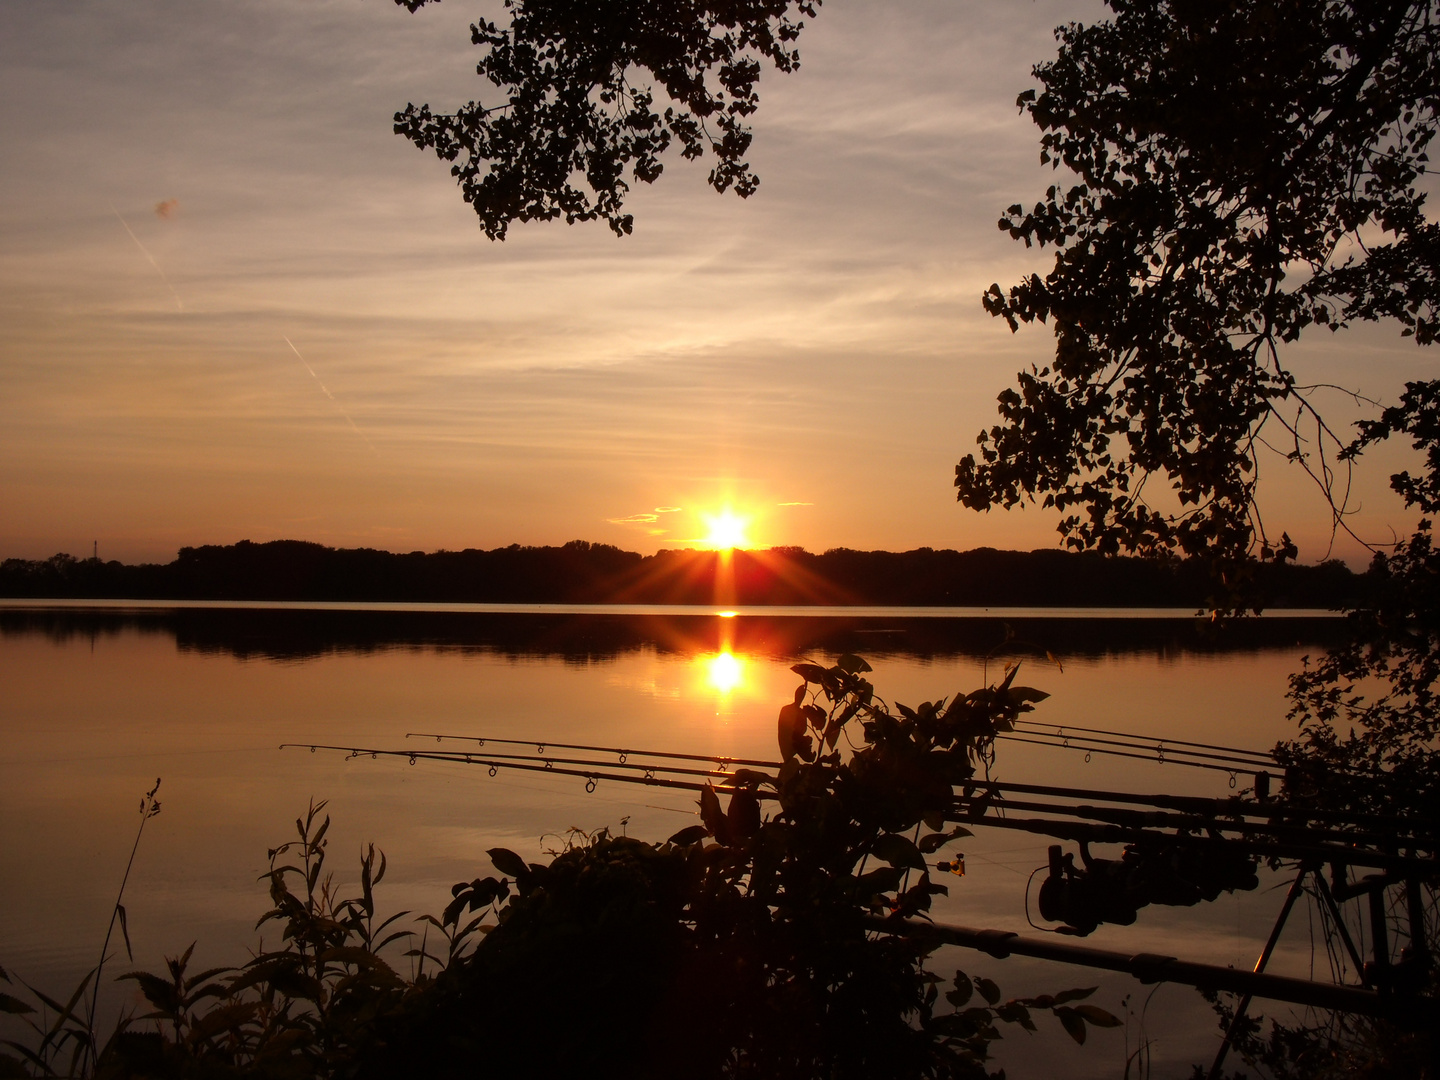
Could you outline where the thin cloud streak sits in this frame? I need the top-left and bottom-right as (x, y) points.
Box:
(109, 202), (183, 311)
(284, 336), (379, 456)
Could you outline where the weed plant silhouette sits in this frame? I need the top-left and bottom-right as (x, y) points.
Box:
(0, 779), (162, 1078)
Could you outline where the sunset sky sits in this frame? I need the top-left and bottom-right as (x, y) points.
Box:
(2, 0), (1429, 565)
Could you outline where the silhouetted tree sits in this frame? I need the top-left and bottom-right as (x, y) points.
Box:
(393, 0), (819, 239)
(954, 0), (1438, 566)
(947, 4), (1440, 926)
(945, 4), (1440, 1072)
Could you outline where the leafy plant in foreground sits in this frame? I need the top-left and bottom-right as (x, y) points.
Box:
(0, 966), (95, 1079)
(0, 778), (163, 1079)
(6, 658), (1118, 1078)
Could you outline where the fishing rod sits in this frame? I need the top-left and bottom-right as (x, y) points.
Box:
(1010, 719), (1277, 765)
(377, 752), (1415, 870)
(1004, 725), (1275, 770)
(285, 743), (1433, 868)
(415, 726), (1269, 778)
(958, 777), (1436, 833)
(1006, 721), (1399, 789)
(280, 743), (742, 797)
(943, 807), (1438, 875)
(875, 916), (1423, 1022)
(395, 746), (752, 784)
(395, 732), (1412, 833)
(993, 733), (1262, 775)
(405, 731), (777, 769)
(960, 793), (1430, 853)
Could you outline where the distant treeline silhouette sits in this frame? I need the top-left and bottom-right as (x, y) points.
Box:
(0, 538), (1369, 607)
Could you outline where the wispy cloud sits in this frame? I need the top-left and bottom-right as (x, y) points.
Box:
(777, 501), (814, 506)
(609, 506), (682, 526)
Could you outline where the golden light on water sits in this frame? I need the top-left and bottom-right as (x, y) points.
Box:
(700, 509), (751, 549)
(704, 651), (745, 694)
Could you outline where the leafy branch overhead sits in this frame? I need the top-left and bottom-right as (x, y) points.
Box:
(393, 0), (820, 238)
(955, 0), (1440, 563)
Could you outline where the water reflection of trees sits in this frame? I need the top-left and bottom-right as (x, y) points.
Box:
(0, 608), (1349, 664)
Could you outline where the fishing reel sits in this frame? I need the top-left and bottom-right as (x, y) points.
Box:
(1037, 841), (1260, 936)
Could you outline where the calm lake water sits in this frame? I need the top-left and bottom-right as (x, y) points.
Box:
(0, 604), (1348, 1077)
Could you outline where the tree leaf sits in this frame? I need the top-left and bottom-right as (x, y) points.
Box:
(699, 786), (730, 845)
(1056, 1006), (1087, 1044)
(486, 848), (528, 878)
(1005, 686), (1050, 704)
(946, 972), (972, 1008)
(727, 788), (761, 840)
(777, 703), (805, 761)
(667, 824), (709, 847)
(870, 833), (925, 870)
(116, 903), (133, 962)
(1074, 1004), (1123, 1027)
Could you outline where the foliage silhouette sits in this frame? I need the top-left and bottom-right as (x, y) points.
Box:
(949, 6), (1440, 1070)
(954, 0), (1439, 567)
(393, 0), (820, 238)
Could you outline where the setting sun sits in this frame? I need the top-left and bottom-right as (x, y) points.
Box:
(701, 509), (751, 549)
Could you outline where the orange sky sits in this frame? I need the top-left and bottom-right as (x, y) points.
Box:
(0, 0), (1427, 565)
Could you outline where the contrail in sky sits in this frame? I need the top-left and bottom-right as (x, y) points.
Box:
(109, 203), (183, 311)
(284, 336), (379, 455)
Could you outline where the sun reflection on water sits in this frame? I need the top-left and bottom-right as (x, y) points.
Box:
(705, 651), (745, 694)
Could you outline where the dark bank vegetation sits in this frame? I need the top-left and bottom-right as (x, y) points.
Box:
(0, 540), (1369, 609)
(1, 656), (1126, 1080)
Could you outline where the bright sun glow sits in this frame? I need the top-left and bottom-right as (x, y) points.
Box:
(701, 509), (751, 549)
(705, 651), (745, 694)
